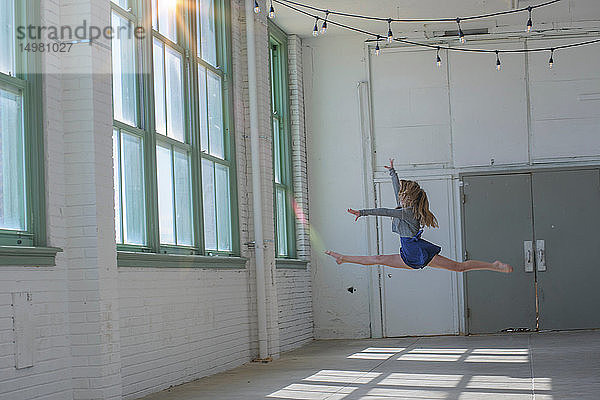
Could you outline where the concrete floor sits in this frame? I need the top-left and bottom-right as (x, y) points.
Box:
(140, 330), (600, 400)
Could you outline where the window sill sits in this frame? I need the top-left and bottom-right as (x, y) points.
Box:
(275, 258), (309, 270)
(0, 246), (63, 267)
(117, 251), (248, 269)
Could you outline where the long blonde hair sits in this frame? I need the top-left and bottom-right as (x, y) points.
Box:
(398, 180), (438, 228)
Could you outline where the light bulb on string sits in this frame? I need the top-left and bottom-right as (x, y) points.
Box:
(375, 36), (381, 56)
(268, 1), (274, 18)
(312, 17), (319, 37)
(457, 18), (465, 43)
(527, 7), (533, 32)
(387, 19), (393, 44)
(549, 49), (554, 69)
(321, 11), (329, 34)
(436, 47), (442, 67)
(495, 50), (501, 71)
(254, 0), (260, 14)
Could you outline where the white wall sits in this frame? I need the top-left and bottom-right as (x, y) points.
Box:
(118, 268), (254, 399)
(305, 6), (600, 338)
(304, 35), (374, 338)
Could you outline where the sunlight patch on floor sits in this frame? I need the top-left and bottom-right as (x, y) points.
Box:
(267, 383), (357, 400)
(360, 387), (449, 399)
(378, 372), (463, 388)
(303, 370), (382, 384)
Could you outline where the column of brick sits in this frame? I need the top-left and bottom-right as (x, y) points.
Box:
(60, 0), (122, 398)
(274, 34), (314, 353)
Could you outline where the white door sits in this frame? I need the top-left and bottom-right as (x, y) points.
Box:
(377, 177), (458, 336)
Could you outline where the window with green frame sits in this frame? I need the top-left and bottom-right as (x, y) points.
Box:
(0, 0), (45, 247)
(111, 0), (238, 256)
(269, 24), (295, 258)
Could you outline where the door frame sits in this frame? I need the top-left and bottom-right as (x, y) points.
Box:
(459, 164), (600, 334)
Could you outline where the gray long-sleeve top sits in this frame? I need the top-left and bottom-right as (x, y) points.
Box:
(359, 168), (421, 237)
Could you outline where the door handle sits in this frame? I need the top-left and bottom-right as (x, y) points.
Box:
(536, 239), (546, 271)
(524, 241), (534, 272)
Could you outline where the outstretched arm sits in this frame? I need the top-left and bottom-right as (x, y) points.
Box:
(384, 159), (401, 206)
(359, 207), (409, 219)
(347, 207), (409, 220)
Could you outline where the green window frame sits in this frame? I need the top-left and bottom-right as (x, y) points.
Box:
(111, 0), (239, 257)
(268, 23), (296, 259)
(0, 0), (45, 248)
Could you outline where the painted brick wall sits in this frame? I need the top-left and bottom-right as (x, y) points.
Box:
(117, 0), (314, 398)
(275, 34), (314, 354)
(0, 0), (73, 399)
(117, 0), (267, 397)
(0, 0), (312, 399)
(60, 0), (123, 397)
(117, 268), (253, 399)
(275, 269), (313, 353)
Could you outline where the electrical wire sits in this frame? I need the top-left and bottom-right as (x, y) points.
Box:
(272, 0), (600, 55)
(276, 0), (561, 23)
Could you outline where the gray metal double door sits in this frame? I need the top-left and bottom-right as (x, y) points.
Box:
(462, 168), (600, 334)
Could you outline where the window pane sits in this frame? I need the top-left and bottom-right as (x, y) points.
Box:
(0, 88), (25, 231)
(157, 145), (175, 244)
(215, 164), (232, 251)
(121, 133), (146, 245)
(174, 149), (193, 246)
(197, 0), (217, 66)
(198, 65), (208, 153)
(270, 46), (277, 114)
(0, 0), (15, 76)
(153, 0), (177, 42)
(111, 0), (129, 10)
(151, 0), (158, 29)
(113, 130), (122, 243)
(165, 46), (185, 142)
(111, 12), (137, 127)
(153, 39), (166, 134)
(276, 187), (288, 257)
(207, 71), (224, 158)
(202, 159), (217, 250)
(273, 117), (281, 184)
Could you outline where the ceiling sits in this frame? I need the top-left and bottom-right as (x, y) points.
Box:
(268, 0), (572, 38)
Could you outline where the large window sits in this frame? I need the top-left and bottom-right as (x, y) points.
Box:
(111, 0), (237, 255)
(269, 25), (295, 258)
(0, 0), (44, 247)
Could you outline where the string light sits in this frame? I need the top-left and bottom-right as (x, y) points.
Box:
(272, 0), (600, 67)
(527, 6), (533, 32)
(549, 48), (554, 68)
(387, 19), (393, 44)
(275, 0), (561, 24)
(436, 47), (442, 67)
(495, 50), (501, 71)
(375, 36), (381, 55)
(269, 0), (275, 18)
(254, 0), (260, 14)
(321, 11), (329, 34)
(457, 18), (466, 43)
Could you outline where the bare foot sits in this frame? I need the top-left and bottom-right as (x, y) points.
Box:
(325, 250), (344, 265)
(493, 261), (513, 273)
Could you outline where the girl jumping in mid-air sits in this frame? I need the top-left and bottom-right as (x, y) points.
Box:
(326, 159), (513, 273)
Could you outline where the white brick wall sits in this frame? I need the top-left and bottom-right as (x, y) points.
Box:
(288, 35), (311, 261)
(0, 0), (312, 399)
(0, 0), (73, 399)
(274, 34), (313, 354)
(117, 268), (253, 399)
(276, 269), (313, 353)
